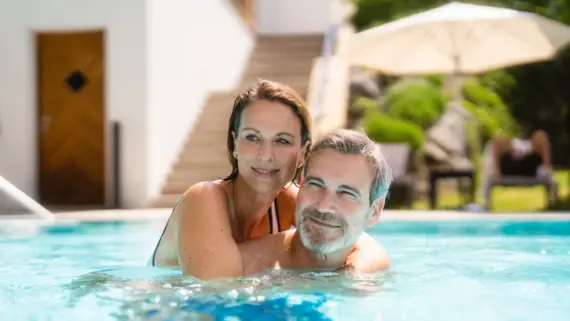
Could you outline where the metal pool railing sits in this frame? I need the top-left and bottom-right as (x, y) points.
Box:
(0, 175), (55, 220)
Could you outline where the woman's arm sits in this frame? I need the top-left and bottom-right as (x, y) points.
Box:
(176, 182), (243, 279)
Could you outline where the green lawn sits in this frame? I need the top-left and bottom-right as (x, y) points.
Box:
(412, 170), (570, 212)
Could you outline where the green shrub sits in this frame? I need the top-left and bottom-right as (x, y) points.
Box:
(360, 110), (424, 150)
(382, 78), (447, 130)
(352, 96), (380, 113)
(462, 77), (520, 144)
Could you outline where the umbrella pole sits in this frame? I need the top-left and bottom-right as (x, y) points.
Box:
(451, 73), (463, 106)
(451, 54), (463, 106)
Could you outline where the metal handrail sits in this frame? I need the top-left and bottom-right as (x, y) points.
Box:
(0, 175), (55, 220)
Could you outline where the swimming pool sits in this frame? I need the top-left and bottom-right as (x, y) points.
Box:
(1, 218), (570, 320)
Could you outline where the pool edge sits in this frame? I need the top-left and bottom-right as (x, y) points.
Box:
(1, 208), (569, 224)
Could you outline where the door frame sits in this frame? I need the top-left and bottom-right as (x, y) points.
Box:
(34, 29), (112, 208)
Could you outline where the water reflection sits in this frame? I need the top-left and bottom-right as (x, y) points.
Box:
(64, 267), (392, 320)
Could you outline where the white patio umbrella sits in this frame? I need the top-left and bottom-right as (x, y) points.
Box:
(342, 1), (570, 101)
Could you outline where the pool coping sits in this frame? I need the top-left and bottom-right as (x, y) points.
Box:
(1, 208), (569, 223)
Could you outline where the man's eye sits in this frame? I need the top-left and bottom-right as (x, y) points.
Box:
(307, 181), (322, 187)
(340, 190), (358, 199)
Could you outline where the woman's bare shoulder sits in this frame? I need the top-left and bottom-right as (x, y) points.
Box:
(182, 180), (229, 198)
(176, 180), (230, 218)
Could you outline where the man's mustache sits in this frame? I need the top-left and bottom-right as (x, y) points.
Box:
(302, 208), (345, 227)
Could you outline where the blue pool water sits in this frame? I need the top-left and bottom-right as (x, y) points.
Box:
(1, 219), (570, 320)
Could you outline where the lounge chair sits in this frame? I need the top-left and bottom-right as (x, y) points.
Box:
(377, 143), (415, 207)
(479, 141), (558, 211)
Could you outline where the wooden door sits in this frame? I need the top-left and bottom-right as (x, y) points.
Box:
(37, 31), (106, 206)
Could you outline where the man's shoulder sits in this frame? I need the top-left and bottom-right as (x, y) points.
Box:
(347, 232), (391, 273)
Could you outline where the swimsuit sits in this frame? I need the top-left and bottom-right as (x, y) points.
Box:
(499, 152), (542, 176)
(150, 197), (282, 266)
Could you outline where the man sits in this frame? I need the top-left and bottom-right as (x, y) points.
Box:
(238, 129), (393, 275)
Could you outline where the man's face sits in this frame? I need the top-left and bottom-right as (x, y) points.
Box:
(296, 149), (382, 254)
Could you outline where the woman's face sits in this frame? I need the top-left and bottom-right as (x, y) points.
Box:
(233, 100), (307, 194)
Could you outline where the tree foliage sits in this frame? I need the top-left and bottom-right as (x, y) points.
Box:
(350, 0), (570, 165)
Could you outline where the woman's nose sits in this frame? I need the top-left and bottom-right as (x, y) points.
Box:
(257, 141), (274, 162)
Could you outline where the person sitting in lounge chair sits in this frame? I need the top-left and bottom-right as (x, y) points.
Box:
(490, 128), (552, 178)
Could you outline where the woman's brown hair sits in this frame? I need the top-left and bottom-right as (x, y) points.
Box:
(223, 79), (312, 184)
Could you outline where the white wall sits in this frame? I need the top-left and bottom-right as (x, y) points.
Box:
(145, 0), (253, 202)
(0, 0), (148, 211)
(0, 0), (253, 212)
(256, 0), (335, 35)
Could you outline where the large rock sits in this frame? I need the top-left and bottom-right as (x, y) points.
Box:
(349, 67), (381, 99)
(423, 102), (474, 170)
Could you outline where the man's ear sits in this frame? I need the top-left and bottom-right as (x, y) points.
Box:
(367, 198), (385, 227)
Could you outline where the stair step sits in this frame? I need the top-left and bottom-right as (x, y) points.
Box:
(168, 166), (231, 178)
(246, 66), (313, 75)
(161, 183), (193, 195)
(248, 59), (314, 68)
(257, 34), (323, 40)
(240, 74), (311, 82)
(238, 78), (309, 90)
(205, 95), (238, 105)
(249, 52), (321, 61)
(184, 136), (226, 146)
(164, 171), (230, 191)
(185, 131), (226, 139)
(254, 43), (323, 53)
(178, 146), (227, 157)
(173, 161), (229, 172)
(181, 142), (227, 152)
(253, 51), (317, 59)
(152, 35), (322, 208)
(256, 35), (323, 46)
(243, 72), (312, 81)
(175, 152), (229, 165)
(152, 194), (183, 208)
(186, 124), (227, 132)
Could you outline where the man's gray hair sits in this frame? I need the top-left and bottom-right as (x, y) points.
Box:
(303, 129), (393, 204)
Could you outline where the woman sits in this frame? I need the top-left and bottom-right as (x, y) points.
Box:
(150, 80), (312, 279)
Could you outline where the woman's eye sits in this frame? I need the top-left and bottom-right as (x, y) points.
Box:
(276, 138), (291, 145)
(245, 134), (259, 141)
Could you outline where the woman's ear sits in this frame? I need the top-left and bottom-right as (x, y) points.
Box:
(231, 131), (236, 141)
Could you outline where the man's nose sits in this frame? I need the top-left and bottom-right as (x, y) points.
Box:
(316, 191), (336, 213)
(257, 141), (274, 162)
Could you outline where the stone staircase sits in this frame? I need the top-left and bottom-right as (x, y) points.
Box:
(152, 34), (323, 208)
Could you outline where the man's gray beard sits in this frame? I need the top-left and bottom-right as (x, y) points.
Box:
(299, 223), (344, 255)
